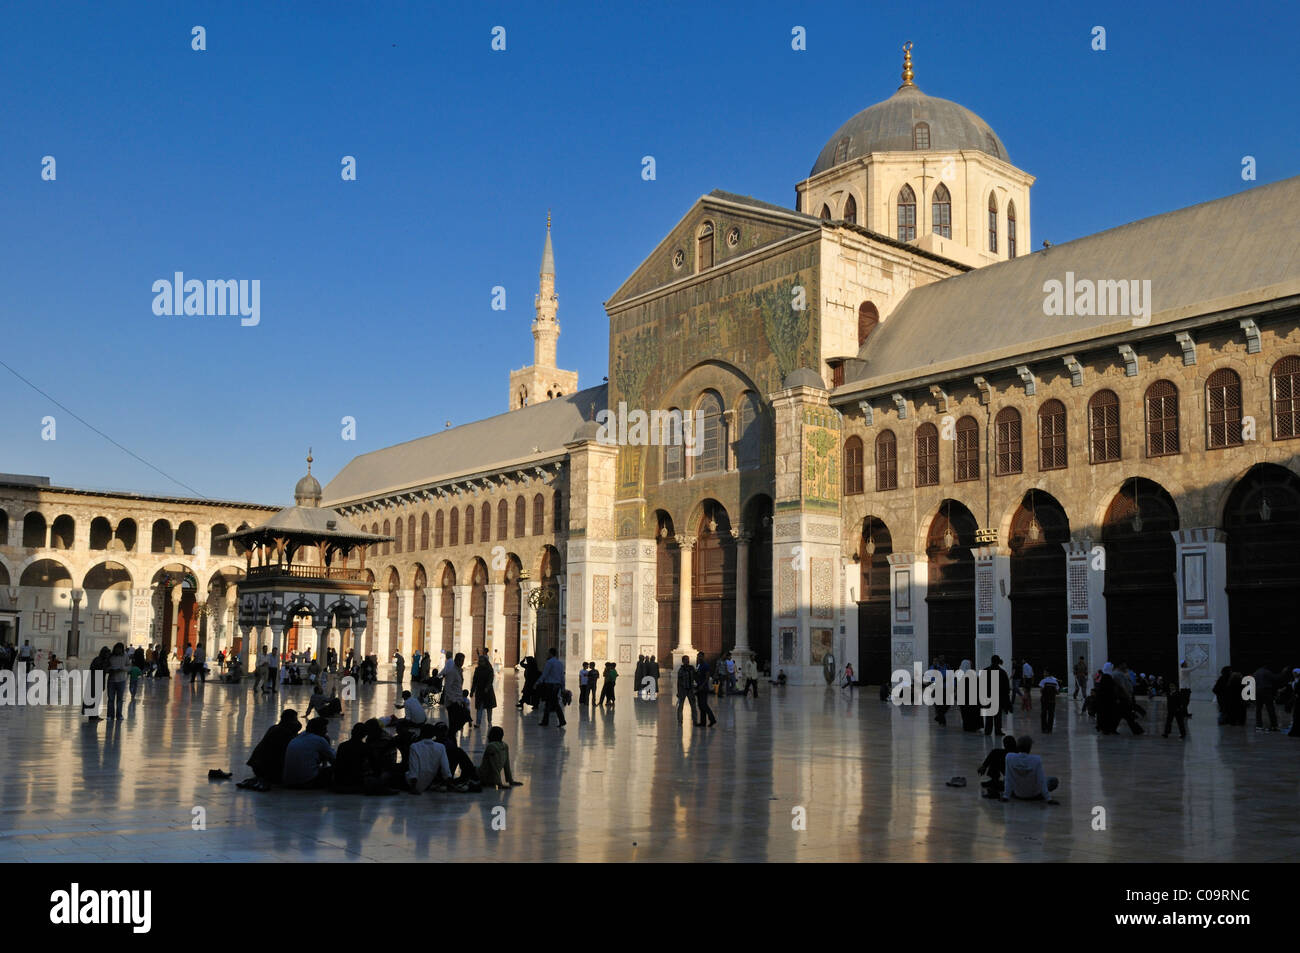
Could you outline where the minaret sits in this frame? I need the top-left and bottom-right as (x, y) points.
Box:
(508, 213), (579, 410)
(533, 210), (559, 368)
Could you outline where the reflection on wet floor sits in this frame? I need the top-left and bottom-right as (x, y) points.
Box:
(0, 674), (1289, 862)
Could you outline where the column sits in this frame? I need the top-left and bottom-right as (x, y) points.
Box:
(423, 585), (438, 656)
(887, 553), (925, 672)
(398, 590), (414, 659)
(1062, 537), (1106, 693)
(1173, 528), (1227, 695)
(519, 580), (537, 660)
(673, 535), (695, 657)
(732, 531), (752, 662)
(488, 582), (505, 659)
(454, 584), (472, 657)
(169, 585), (182, 657)
(974, 544), (1013, 670)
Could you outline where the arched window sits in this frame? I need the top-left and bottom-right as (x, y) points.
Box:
(697, 221), (714, 271)
(1088, 389), (1121, 463)
(434, 511), (444, 549)
(1206, 368), (1243, 448)
(737, 392), (760, 469)
(694, 391), (725, 474)
(420, 513), (430, 550)
(533, 494), (545, 536)
(449, 509), (459, 547)
(994, 407), (1023, 475)
(843, 436), (864, 495)
(394, 517), (403, 554)
(407, 516), (416, 552)
(912, 121), (930, 150)
(662, 407), (685, 481)
(481, 502), (491, 542)
(497, 499), (508, 540)
(897, 185), (917, 242)
(915, 422), (939, 486)
(931, 183), (951, 239)
(955, 416), (979, 481)
(514, 496), (526, 537)
(820, 203), (832, 221)
(1007, 201), (1017, 258)
(382, 519), (391, 556)
(1271, 356), (1300, 440)
(1144, 380), (1180, 457)
(858, 302), (879, 345)
(464, 506), (475, 545)
(843, 194), (857, 225)
(987, 193), (998, 253)
(875, 431), (898, 491)
(553, 490), (563, 532)
(1038, 399), (1067, 470)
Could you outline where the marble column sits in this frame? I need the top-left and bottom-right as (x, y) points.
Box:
(732, 531), (752, 662)
(673, 535), (696, 657)
(519, 580), (537, 660)
(238, 624), (253, 674)
(454, 584), (472, 658)
(1172, 527), (1227, 695)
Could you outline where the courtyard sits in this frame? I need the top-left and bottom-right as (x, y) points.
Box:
(0, 674), (1287, 863)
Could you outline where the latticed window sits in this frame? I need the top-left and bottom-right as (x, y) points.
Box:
(464, 506), (475, 545)
(843, 194), (857, 225)
(875, 431), (898, 491)
(449, 509), (458, 546)
(843, 436), (864, 495)
(434, 511), (444, 548)
(897, 185), (916, 241)
(955, 416), (979, 482)
(514, 497), (526, 537)
(915, 423), (939, 487)
(407, 516), (415, 552)
(533, 494), (545, 536)
(663, 407), (685, 480)
(382, 520), (391, 556)
(995, 407), (1023, 475)
(1007, 202), (1017, 258)
(697, 222), (714, 271)
(931, 183), (952, 239)
(1206, 368), (1243, 448)
(497, 500), (508, 540)
(1144, 380), (1180, 456)
(695, 391), (725, 474)
(1272, 356), (1300, 439)
(481, 502), (491, 542)
(1038, 399), (1067, 470)
(394, 517), (403, 554)
(913, 122), (930, 150)
(987, 193), (998, 253)
(420, 513), (430, 549)
(1088, 390), (1121, 462)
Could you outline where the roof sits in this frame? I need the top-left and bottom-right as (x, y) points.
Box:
(218, 505), (388, 546)
(322, 384), (607, 505)
(810, 84), (1007, 178)
(838, 176), (1300, 396)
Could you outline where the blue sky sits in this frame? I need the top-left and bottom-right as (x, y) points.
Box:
(2, 0), (1296, 504)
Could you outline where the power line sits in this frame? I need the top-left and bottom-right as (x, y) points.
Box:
(0, 357), (208, 499)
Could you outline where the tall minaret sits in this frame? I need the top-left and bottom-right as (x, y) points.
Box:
(509, 212), (579, 410)
(533, 211), (559, 368)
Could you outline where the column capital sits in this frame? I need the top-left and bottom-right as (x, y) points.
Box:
(676, 534), (697, 551)
(732, 531), (752, 546)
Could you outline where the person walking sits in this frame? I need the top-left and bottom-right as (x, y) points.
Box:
(471, 653), (497, 728)
(1253, 664), (1282, 731)
(393, 650), (405, 687)
(1038, 669), (1060, 733)
(983, 656), (1011, 736)
(695, 654), (717, 727)
(1020, 659), (1034, 711)
(106, 642), (129, 720)
(1164, 684), (1191, 738)
(676, 655), (698, 725)
(741, 655), (759, 698)
(253, 646), (268, 693)
(537, 647), (566, 727)
(1073, 656), (1088, 700)
(190, 642), (207, 683)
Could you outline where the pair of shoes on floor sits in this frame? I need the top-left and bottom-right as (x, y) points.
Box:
(208, 769), (233, 780)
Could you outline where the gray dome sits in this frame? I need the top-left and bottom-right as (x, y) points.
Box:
(294, 473), (322, 507)
(783, 368), (826, 390)
(571, 420), (602, 442)
(810, 84), (1007, 177)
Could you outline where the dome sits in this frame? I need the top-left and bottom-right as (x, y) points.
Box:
(809, 50), (1007, 177)
(294, 452), (323, 506)
(570, 420), (602, 442)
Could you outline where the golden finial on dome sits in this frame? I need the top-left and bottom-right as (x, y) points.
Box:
(547, 209), (551, 230)
(900, 41), (914, 87)
(306, 448), (313, 473)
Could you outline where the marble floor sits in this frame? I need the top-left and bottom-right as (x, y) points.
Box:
(0, 673), (1291, 862)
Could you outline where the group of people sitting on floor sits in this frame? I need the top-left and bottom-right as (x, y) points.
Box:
(242, 706), (523, 794)
(976, 734), (1060, 804)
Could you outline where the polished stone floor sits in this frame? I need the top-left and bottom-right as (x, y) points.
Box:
(0, 673), (1292, 862)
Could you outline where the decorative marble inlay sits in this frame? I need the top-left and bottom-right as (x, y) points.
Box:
(592, 575), (610, 623)
(810, 558), (833, 619)
(569, 573), (583, 623)
(778, 562), (797, 617)
(1068, 561), (1089, 615)
(618, 573), (633, 626)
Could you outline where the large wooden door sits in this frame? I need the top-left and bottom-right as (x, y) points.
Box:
(692, 520), (734, 658)
(1102, 479), (1178, 678)
(1226, 464), (1300, 674)
(470, 562), (487, 658)
(1009, 491), (1069, 680)
(858, 517), (892, 686)
(926, 503), (977, 666)
(503, 561), (521, 667)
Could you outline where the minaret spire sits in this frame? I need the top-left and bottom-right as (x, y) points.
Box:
(899, 41), (915, 89)
(507, 211), (577, 410)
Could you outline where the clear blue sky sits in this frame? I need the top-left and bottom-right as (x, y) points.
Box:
(2, 0), (1296, 504)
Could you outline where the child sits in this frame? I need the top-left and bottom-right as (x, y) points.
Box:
(477, 726), (524, 789)
(128, 661), (143, 698)
(1164, 686), (1191, 738)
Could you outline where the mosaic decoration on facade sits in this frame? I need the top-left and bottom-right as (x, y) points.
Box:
(800, 409), (840, 509)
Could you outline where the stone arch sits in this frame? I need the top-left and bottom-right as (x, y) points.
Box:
(1007, 489), (1071, 679)
(924, 499), (979, 666)
(856, 514), (893, 686)
(502, 553), (523, 667)
(114, 517), (138, 553)
(49, 514), (75, 551)
(89, 517), (113, 551)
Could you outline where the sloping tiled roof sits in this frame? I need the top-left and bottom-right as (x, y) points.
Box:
(218, 505), (388, 545)
(322, 385), (607, 505)
(839, 176), (1300, 394)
